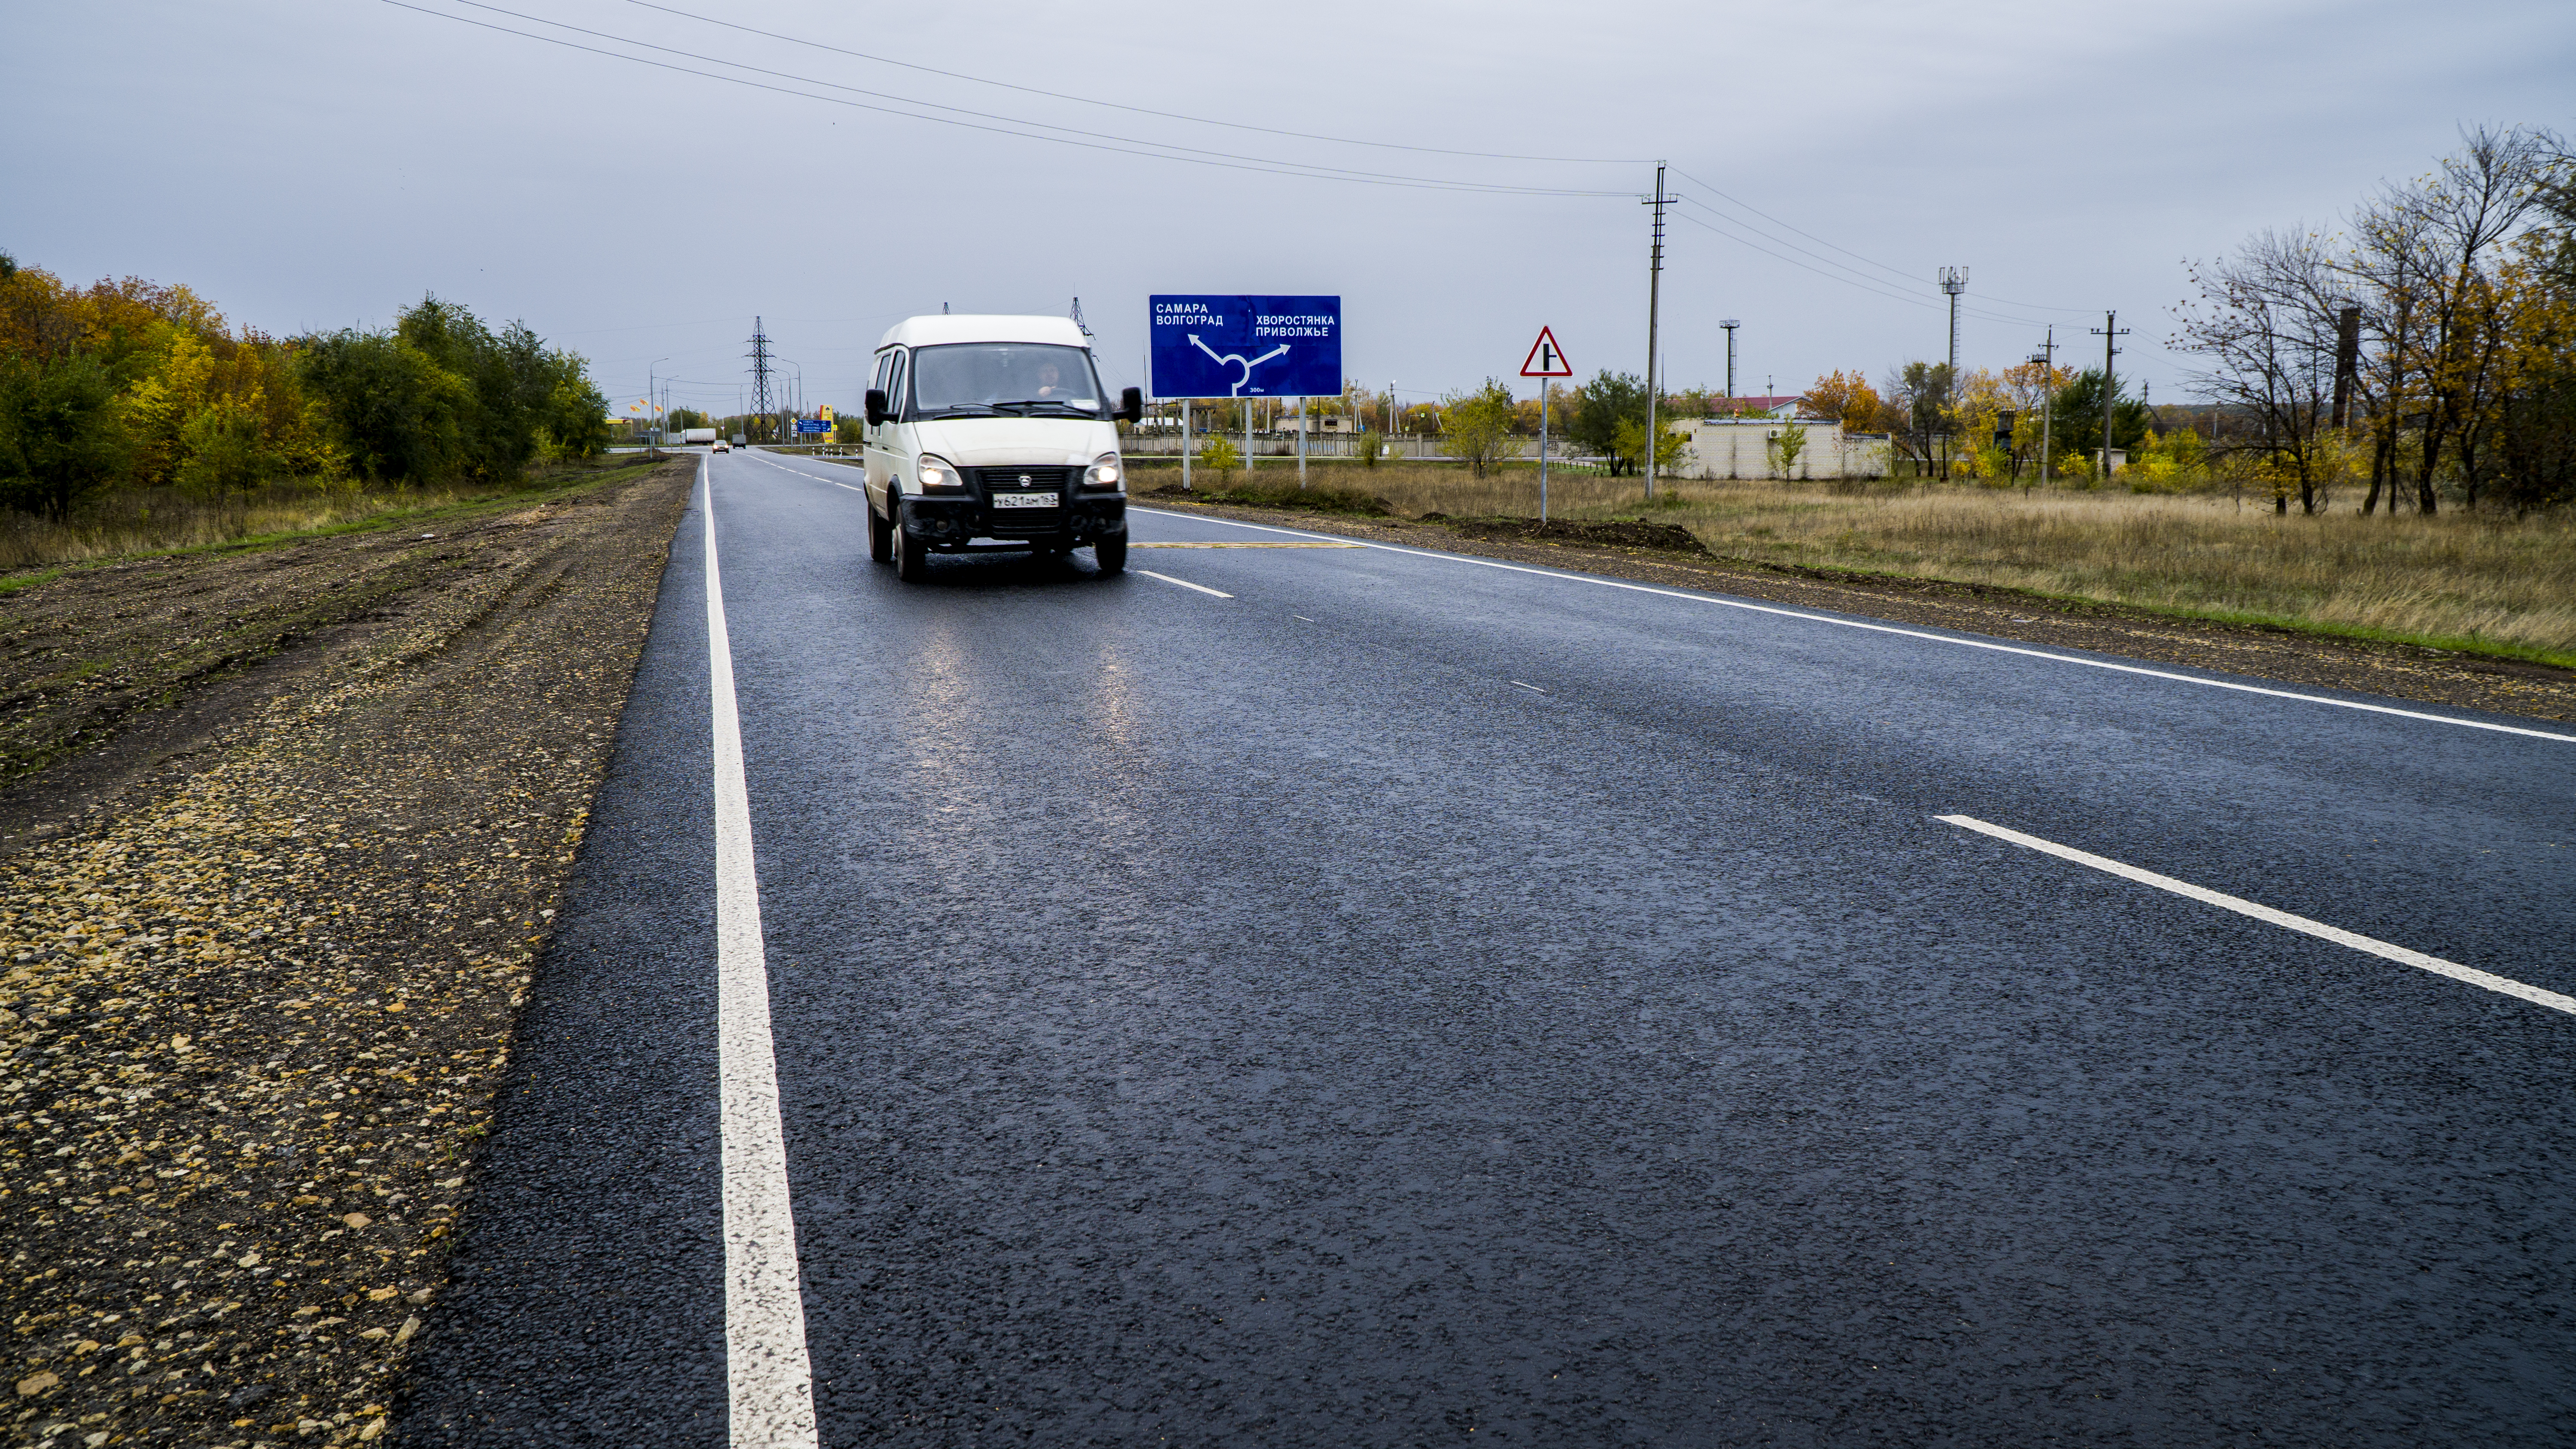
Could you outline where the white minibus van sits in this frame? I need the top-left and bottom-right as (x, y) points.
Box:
(861, 315), (1142, 580)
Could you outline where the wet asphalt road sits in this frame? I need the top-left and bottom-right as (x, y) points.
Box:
(403, 451), (2576, 1446)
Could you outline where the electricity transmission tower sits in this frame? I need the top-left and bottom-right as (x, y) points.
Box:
(1938, 267), (1969, 380)
(747, 318), (774, 444)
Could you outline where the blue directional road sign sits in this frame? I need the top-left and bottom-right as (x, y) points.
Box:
(794, 418), (830, 434)
(1149, 295), (1341, 398)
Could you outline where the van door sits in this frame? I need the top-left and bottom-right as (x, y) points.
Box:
(864, 348), (897, 513)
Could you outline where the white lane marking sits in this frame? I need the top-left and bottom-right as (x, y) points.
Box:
(1136, 569), (1233, 598)
(1292, 615), (1316, 622)
(1938, 813), (2576, 1018)
(1509, 680), (1548, 693)
(1132, 540), (1359, 549)
(702, 461), (823, 1448)
(735, 450), (863, 490)
(1130, 507), (2576, 745)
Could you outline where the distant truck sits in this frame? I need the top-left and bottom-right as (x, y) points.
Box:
(681, 427), (719, 446)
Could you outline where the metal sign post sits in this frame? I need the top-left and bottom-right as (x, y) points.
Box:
(1521, 326), (1573, 522)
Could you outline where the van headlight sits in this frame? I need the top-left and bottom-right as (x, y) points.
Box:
(916, 455), (966, 490)
(1084, 454), (1123, 491)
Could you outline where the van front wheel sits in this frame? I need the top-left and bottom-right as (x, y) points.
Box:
(894, 518), (931, 582)
(1093, 532), (1127, 575)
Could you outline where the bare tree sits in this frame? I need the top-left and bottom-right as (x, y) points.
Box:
(2177, 229), (2345, 513)
(2344, 124), (2559, 513)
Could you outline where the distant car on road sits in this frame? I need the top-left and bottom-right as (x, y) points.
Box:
(712, 439), (730, 453)
(861, 314), (1144, 580)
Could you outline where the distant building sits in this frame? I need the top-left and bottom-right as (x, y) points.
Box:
(1676, 417), (1891, 480)
(1704, 394), (1806, 420)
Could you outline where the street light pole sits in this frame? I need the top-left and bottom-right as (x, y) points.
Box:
(646, 357), (670, 456)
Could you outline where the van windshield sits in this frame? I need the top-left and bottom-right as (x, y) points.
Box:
(909, 343), (1102, 418)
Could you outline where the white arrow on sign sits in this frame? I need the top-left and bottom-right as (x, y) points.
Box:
(1190, 333), (1291, 396)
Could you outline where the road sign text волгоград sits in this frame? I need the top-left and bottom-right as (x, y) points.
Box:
(794, 419), (829, 433)
(1148, 295), (1341, 399)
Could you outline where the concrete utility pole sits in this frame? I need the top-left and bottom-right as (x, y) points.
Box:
(1643, 162), (1668, 500)
(2090, 312), (2130, 478)
(1719, 319), (1740, 401)
(1939, 267), (1969, 382)
(2031, 328), (2056, 487)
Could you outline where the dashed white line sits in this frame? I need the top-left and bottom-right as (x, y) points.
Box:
(740, 450), (864, 491)
(702, 461), (822, 1448)
(1130, 507), (2576, 745)
(1938, 813), (2576, 1018)
(1509, 680), (1548, 693)
(1136, 569), (1233, 598)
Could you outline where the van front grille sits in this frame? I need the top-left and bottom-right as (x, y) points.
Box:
(969, 467), (1075, 492)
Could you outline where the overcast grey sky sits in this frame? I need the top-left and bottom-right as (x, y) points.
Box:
(8, 0), (2572, 415)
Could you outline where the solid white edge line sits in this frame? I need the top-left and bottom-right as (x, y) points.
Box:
(1136, 568), (1233, 598)
(703, 460), (823, 1448)
(1937, 813), (2576, 1018)
(1128, 506), (2576, 744)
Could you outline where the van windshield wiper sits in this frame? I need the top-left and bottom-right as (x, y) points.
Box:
(987, 399), (1100, 415)
(924, 403), (1003, 418)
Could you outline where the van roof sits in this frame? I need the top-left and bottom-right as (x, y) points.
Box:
(878, 315), (1090, 350)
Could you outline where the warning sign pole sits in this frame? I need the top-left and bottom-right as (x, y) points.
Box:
(1520, 327), (1574, 522)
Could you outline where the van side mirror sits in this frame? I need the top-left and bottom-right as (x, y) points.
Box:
(864, 389), (887, 427)
(1116, 387), (1143, 424)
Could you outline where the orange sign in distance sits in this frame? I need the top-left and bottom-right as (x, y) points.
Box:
(1520, 326), (1573, 378)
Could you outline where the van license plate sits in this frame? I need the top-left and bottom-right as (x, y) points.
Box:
(992, 492), (1058, 509)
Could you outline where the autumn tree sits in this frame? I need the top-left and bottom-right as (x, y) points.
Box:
(1801, 370), (1881, 431)
(1439, 377), (1520, 478)
(0, 351), (131, 518)
(1569, 369), (1647, 473)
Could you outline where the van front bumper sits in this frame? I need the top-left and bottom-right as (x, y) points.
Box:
(899, 493), (1126, 549)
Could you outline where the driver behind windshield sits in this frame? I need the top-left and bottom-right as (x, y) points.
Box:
(912, 344), (1099, 413)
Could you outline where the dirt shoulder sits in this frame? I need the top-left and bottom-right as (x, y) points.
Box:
(1133, 493), (2576, 724)
(2, 458), (695, 1447)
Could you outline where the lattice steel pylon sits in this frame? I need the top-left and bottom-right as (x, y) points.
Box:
(746, 318), (774, 442)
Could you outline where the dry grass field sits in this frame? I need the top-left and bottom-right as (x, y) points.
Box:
(0, 455), (666, 580)
(1173, 461), (2576, 664)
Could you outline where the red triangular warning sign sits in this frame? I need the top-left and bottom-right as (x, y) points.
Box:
(1520, 326), (1573, 378)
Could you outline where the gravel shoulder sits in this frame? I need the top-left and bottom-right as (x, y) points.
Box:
(1131, 492), (2576, 724)
(2, 458), (696, 1448)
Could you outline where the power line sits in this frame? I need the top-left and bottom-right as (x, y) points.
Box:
(1674, 167), (1926, 287)
(380, 0), (1630, 197)
(437, 0), (1627, 192)
(1671, 212), (1943, 314)
(1674, 166), (2091, 316)
(614, 0), (1649, 166)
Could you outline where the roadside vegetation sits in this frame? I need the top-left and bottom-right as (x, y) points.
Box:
(1145, 459), (2576, 664)
(0, 252), (612, 572)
